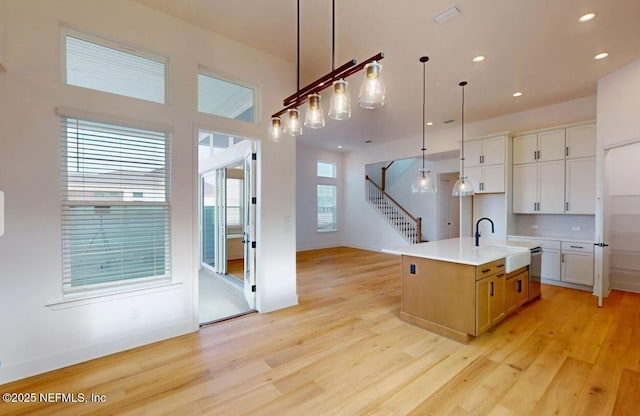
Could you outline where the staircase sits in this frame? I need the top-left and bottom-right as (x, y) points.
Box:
(365, 175), (422, 244)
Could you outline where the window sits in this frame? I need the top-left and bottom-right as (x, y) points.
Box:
(226, 175), (244, 232)
(317, 161), (337, 178)
(198, 72), (255, 121)
(61, 117), (171, 293)
(317, 185), (337, 232)
(64, 30), (167, 103)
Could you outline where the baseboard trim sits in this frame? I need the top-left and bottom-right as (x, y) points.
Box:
(0, 320), (197, 385)
(258, 294), (298, 313)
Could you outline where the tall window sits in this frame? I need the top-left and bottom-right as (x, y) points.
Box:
(317, 185), (337, 232)
(64, 30), (167, 104)
(198, 71), (255, 122)
(61, 117), (171, 293)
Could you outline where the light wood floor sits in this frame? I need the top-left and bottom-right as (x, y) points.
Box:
(2, 247), (640, 415)
(227, 258), (244, 283)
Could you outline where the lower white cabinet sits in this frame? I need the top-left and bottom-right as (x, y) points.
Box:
(561, 241), (594, 286)
(541, 248), (561, 281)
(507, 237), (594, 287)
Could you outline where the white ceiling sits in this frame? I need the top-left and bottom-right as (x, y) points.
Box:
(134, 0), (640, 150)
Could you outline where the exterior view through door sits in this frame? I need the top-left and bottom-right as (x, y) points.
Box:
(198, 130), (256, 324)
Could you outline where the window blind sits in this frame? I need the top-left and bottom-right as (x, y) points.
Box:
(65, 34), (166, 104)
(61, 117), (171, 293)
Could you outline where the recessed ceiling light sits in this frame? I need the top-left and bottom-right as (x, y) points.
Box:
(594, 52), (609, 60)
(337, 145), (343, 149)
(513, 92), (523, 97)
(427, 122), (433, 126)
(579, 12), (596, 23)
(472, 55), (485, 63)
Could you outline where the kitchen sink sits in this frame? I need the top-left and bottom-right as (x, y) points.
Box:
(484, 245), (531, 273)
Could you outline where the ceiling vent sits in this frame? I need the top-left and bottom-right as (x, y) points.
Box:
(434, 6), (461, 25)
(444, 119), (455, 124)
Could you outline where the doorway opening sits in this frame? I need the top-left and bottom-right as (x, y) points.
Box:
(198, 130), (256, 325)
(437, 172), (461, 240)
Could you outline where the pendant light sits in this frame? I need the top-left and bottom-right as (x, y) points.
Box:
(268, 116), (283, 142)
(411, 56), (436, 193)
(284, 108), (303, 136)
(285, 0), (303, 137)
(359, 60), (386, 109)
(304, 93), (325, 128)
(328, 79), (351, 120)
(328, 0), (351, 120)
(452, 81), (474, 196)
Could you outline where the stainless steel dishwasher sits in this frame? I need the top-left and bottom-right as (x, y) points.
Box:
(528, 247), (542, 301)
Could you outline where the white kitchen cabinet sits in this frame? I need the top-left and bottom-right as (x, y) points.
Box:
(542, 249), (561, 281)
(465, 135), (506, 193)
(467, 164), (505, 193)
(513, 129), (565, 164)
(466, 136), (506, 167)
(513, 160), (564, 214)
(565, 157), (595, 214)
(561, 241), (594, 286)
(566, 124), (596, 159)
(507, 236), (562, 281)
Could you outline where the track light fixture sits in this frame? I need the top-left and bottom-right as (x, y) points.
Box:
(269, 0), (385, 141)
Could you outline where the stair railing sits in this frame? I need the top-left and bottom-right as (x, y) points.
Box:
(366, 175), (422, 244)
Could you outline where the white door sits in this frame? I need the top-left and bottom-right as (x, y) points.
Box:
(215, 168), (227, 274)
(595, 140), (640, 306)
(438, 173), (459, 239)
(243, 143), (256, 309)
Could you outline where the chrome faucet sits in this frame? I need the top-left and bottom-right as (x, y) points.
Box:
(475, 217), (495, 247)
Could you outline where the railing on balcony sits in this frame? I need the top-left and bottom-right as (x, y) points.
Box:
(365, 175), (422, 244)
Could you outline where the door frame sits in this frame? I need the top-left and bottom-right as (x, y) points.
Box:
(195, 133), (257, 321)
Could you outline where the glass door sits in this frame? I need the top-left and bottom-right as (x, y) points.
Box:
(202, 173), (216, 270)
(244, 142), (256, 309)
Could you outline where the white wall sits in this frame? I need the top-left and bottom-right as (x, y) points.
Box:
(296, 144), (344, 251)
(344, 96), (597, 251)
(0, 0), (296, 384)
(597, 59), (640, 147)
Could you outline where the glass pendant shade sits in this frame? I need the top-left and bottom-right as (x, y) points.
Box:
(328, 79), (351, 120)
(268, 117), (283, 142)
(452, 176), (475, 196)
(411, 169), (436, 193)
(284, 108), (303, 136)
(359, 61), (385, 109)
(304, 93), (325, 129)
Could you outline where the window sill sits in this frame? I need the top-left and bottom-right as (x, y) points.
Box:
(317, 229), (338, 233)
(46, 281), (183, 310)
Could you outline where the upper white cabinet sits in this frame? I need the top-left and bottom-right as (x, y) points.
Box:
(513, 129), (565, 164)
(465, 135), (506, 193)
(566, 124), (596, 159)
(513, 161), (565, 213)
(566, 157), (596, 214)
(512, 122), (596, 215)
(467, 136), (506, 167)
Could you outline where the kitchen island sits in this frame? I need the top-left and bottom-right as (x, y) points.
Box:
(385, 237), (538, 343)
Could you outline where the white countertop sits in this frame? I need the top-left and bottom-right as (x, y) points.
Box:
(508, 234), (595, 244)
(384, 237), (538, 266)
